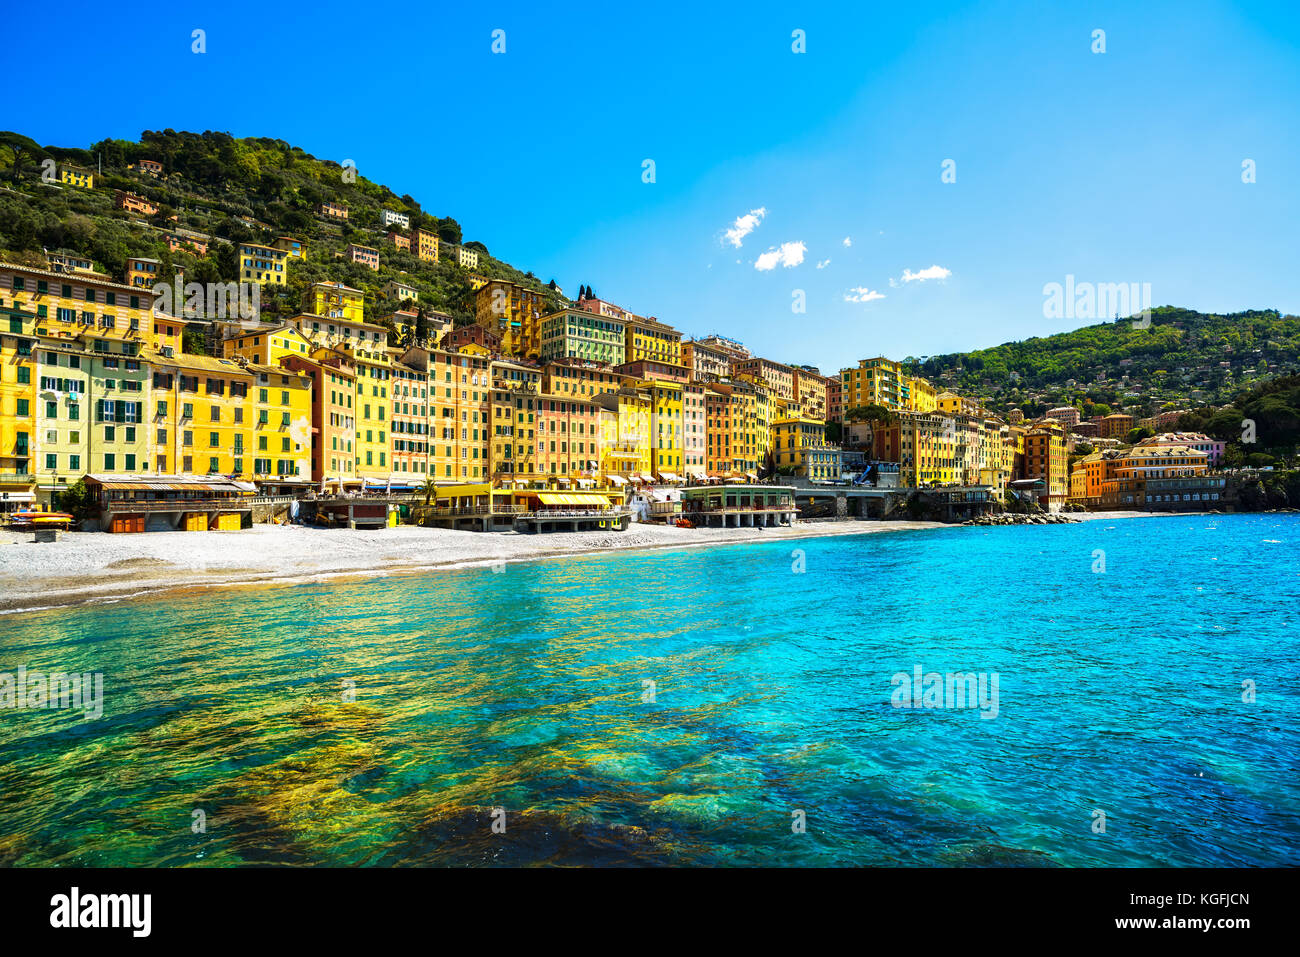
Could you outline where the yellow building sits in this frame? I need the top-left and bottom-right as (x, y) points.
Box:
(542, 358), (623, 400)
(238, 243), (290, 285)
(409, 228), (440, 262)
(907, 376), (937, 412)
(475, 280), (545, 357)
(841, 357), (910, 412)
(222, 323), (314, 365)
(245, 364), (313, 484)
(302, 281), (365, 325)
(623, 317), (682, 366)
(397, 347), (493, 483)
(772, 417), (840, 480)
(646, 379), (684, 480)
(0, 302), (37, 507)
(1, 263), (164, 499)
(148, 352), (255, 478)
(936, 390), (981, 416)
(791, 367), (831, 422)
(126, 256), (160, 289)
(59, 166), (94, 189)
(595, 387), (652, 481)
(897, 411), (959, 487)
(274, 236), (306, 260)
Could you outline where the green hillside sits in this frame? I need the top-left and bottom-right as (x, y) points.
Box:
(0, 129), (568, 339)
(904, 307), (1300, 418)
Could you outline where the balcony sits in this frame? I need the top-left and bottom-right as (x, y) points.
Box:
(422, 503), (527, 517)
(100, 497), (255, 514)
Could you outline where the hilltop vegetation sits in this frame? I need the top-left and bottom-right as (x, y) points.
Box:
(0, 129), (567, 336)
(1176, 374), (1300, 467)
(904, 306), (1300, 419)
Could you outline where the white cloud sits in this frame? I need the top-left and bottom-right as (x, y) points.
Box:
(722, 207), (767, 248)
(899, 264), (952, 283)
(754, 241), (806, 271)
(816, 258), (830, 269)
(844, 286), (885, 303)
(842, 236), (852, 247)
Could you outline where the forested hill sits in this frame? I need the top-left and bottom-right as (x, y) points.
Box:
(904, 307), (1300, 417)
(0, 129), (568, 334)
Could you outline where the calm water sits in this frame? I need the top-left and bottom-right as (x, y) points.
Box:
(1, 514), (1297, 867)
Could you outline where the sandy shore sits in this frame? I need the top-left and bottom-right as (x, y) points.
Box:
(0, 511), (1175, 615)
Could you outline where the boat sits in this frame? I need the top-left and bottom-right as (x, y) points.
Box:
(8, 509), (75, 529)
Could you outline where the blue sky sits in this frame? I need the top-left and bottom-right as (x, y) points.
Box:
(6, 0), (1298, 371)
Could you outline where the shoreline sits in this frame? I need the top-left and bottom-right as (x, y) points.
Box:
(0, 511), (1182, 616)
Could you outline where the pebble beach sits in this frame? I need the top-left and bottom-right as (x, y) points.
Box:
(0, 511), (1175, 615)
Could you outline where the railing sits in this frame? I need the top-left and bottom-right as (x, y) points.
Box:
(102, 497), (254, 513)
(519, 507), (632, 520)
(420, 504), (527, 517)
(682, 502), (794, 514)
(0, 473), (36, 485)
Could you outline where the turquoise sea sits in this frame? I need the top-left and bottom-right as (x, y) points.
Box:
(0, 513), (1297, 867)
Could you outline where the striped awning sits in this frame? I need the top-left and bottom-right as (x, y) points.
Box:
(536, 492), (614, 506)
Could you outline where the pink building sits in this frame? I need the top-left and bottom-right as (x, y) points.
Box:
(347, 244), (380, 271)
(1046, 406), (1080, 426)
(1139, 432), (1225, 465)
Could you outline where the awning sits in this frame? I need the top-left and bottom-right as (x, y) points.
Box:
(0, 492), (35, 502)
(658, 472), (681, 482)
(745, 472), (758, 480)
(606, 475), (627, 486)
(536, 492), (615, 506)
(687, 469), (707, 480)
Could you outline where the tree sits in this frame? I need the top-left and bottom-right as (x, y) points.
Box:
(54, 479), (98, 523)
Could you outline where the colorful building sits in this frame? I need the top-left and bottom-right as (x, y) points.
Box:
(475, 280), (545, 358)
(841, 357), (910, 412)
(0, 301), (37, 509)
(409, 228), (440, 262)
(60, 166), (94, 188)
(623, 316), (682, 366)
(773, 417), (840, 480)
(347, 244), (380, 271)
(1023, 422), (1069, 510)
(538, 308), (625, 365)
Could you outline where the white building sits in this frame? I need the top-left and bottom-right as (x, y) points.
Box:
(381, 209), (411, 229)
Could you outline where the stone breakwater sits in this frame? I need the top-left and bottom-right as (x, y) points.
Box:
(964, 513), (1081, 526)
